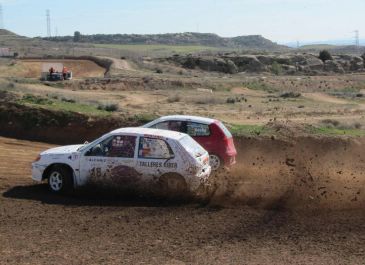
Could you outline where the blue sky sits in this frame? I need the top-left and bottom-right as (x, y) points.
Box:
(1, 0), (364, 43)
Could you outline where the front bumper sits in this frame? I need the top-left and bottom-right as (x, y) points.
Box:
(31, 163), (47, 182)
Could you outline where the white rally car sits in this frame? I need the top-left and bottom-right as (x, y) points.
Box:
(32, 127), (211, 196)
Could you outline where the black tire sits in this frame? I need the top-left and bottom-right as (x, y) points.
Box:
(158, 173), (188, 199)
(47, 165), (73, 194)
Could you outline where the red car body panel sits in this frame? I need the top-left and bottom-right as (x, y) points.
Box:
(144, 116), (237, 167)
(192, 121), (237, 167)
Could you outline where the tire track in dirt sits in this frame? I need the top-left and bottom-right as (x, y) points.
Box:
(1, 136), (365, 264)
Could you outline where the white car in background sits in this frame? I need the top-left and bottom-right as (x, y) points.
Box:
(32, 128), (211, 196)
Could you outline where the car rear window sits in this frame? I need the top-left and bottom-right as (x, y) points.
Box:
(187, 122), (210, 136)
(217, 122), (232, 138)
(152, 121), (187, 133)
(179, 135), (206, 157)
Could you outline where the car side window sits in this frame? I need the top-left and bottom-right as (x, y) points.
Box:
(187, 122), (210, 136)
(138, 137), (174, 159)
(86, 135), (136, 158)
(154, 121), (187, 133)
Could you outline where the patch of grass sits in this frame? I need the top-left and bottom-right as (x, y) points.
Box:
(243, 81), (277, 93)
(21, 94), (53, 105)
(44, 82), (65, 89)
(129, 113), (159, 124)
(308, 126), (365, 136)
(7, 77), (42, 85)
(329, 86), (363, 98)
(320, 119), (362, 130)
(192, 96), (224, 105)
(229, 124), (271, 136)
(18, 94), (110, 116)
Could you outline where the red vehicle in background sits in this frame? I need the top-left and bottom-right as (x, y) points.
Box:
(143, 115), (237, 170)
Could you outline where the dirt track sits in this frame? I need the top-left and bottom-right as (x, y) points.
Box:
(0, 59), (106, 79)
(1, 136), (365, 264)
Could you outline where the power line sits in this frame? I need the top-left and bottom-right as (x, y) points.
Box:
(46, 9), (51, 37)
(0, 4), (4, 29)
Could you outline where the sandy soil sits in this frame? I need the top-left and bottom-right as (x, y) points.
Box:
(1, 136), (365, 264)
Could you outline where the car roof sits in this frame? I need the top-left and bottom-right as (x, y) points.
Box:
(147, 115), (216, 125)
(109, 127), (186, 140)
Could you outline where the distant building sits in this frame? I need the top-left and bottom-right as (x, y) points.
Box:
(0, 47), (14, 57)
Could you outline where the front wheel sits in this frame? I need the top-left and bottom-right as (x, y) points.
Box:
(47, 166), (73, 194)
(209, 154), (222, 171)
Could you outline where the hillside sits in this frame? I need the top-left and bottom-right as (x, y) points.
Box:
(0, 29), (17, 36)
(44, 32), (288, 51)
(299, 44), (365, 55)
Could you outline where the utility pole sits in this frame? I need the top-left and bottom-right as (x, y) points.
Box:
(46, 9), (51, 37)
(0, 4), (4, 30)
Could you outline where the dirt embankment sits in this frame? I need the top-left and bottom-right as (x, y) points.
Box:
(0, 102), (141, 144)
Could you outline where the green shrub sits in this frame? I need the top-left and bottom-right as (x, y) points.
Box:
(319, 50), (332, 62)
(61, 97), (76, 103)
(98, 103), (119, 112)
(280, 92), (301, 98)
(182, 57), (197, 69)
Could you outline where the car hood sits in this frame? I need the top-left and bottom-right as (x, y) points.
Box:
(41, 144), (83, 155)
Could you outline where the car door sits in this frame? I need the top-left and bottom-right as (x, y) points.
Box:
(135, 136), (177, 182)
(78, 134), (138, 187)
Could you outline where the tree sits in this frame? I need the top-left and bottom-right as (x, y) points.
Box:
(319, 50), (332, 62)
(74, 31), (81, 42)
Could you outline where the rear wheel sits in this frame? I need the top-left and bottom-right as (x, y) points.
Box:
(209, 154), (222, 171)
(158, 173), (188, 198)
(47, 166), (73, 194)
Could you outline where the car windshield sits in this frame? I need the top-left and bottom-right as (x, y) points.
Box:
(179, 135), (205, 157)
(77, 136), (104, 152)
